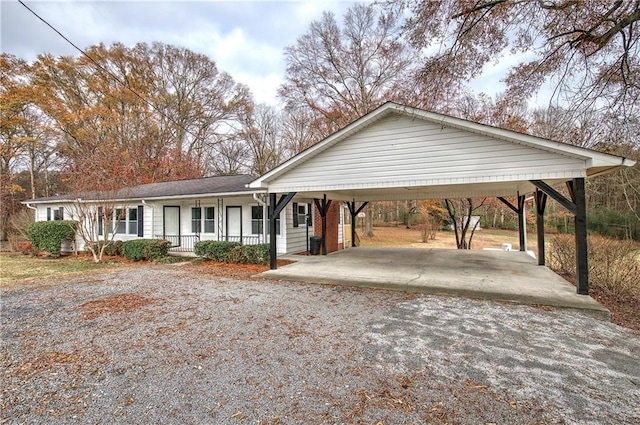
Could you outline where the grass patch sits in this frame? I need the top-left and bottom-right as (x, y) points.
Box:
(0, 253), (118, 286)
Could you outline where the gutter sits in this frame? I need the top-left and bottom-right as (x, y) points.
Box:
(23, 190), (269, 205)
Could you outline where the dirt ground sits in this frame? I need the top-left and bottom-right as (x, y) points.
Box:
(1, 265), (639, 424)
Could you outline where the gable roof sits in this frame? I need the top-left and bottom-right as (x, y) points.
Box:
(26, 175), (260, 204)
(249, 102), (634, 200)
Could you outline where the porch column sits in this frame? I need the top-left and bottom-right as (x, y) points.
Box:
(313, 194), (332, 255)
(535, 189), (548, 266)
(268, 191), (297, 270)
(269, 193), (277, 270)
(497, 195), (527, 251)
(347, 200), (368, 248)
(569, 178), (589, 295)
(517, 194), (527, 252)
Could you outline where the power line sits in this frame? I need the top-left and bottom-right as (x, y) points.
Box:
(18, 0), (249, 169)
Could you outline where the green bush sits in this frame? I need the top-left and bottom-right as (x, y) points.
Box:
(243, 244), (270, 264)
(193, 241), (270, 264)
(27, 220), (77, 257)
(194, 241), (240, 261)
(122, 239), (171, 261)
(86, 240), (123, 257)
(227, 246), (248, 264)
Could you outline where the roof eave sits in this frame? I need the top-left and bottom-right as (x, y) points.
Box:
(23, 189), (267, 204)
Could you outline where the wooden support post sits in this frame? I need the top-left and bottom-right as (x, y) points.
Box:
(530, 179), (589, 295)
(535, 189), (547, 266)
(572, 178), (589, 294)
(269, 193), (277, 270)
(347, 200), (368, 248)
(517, 194), (526, 252)
(313, 195), (332, 255)
(268, 192), (297, 270)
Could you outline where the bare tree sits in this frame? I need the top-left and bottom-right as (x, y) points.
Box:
(394, 0), (640, 121)
(279, 3), (421, 135)
(445, 198), (487, 249)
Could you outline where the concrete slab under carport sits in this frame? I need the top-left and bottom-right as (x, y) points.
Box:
(260, 247), (610, 320)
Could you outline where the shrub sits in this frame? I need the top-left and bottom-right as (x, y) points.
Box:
(122, 239), (171, 261)
(227, 246), (248, 264)
(86, 240), (123, 257)
(243, 244), (270, 264)
(15, 241), (35, 255)
(194, 241), (240, 262)
(193, 242), (270, 264)
(548, 234), (640, 298)
(27, 220), (77, 257)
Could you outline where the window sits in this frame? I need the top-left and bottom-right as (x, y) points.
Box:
(251, 206), (263, 234)
(47, 207), (64, 221)
(191, 208), (202, 233)
(191, 207), (215, 233)
(293, 203), (311, 228)
(115, 208), (127, 234)
(114, 206), (142, 235)
(128, 208), (138, 234)
(252, 205), (279, 235)
(204, 207), (215, 233)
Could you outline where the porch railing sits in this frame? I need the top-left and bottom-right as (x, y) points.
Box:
(155, 234), (264, 253)
(155, 234), (200, 253)
(224, 235), (264, 245)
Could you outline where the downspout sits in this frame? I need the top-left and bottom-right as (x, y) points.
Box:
(25, 203), (37, 220)
(253, 193), (268, 244)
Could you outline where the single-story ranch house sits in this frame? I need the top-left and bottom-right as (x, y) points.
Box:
(25, 102), (634, 294)
(24, 174), (346, 256)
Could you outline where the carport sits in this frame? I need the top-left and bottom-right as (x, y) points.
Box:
(249, 102), (635, 296)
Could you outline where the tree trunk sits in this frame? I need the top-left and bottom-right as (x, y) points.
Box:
(364, 205), (374, 237)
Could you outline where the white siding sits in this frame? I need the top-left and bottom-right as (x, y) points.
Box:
(267, 115), (586, 192)
(30, 195), (302, 256)
(284, 199), (315, 254)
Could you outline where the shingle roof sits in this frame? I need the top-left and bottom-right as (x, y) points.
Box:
(26, 175), (259, 203)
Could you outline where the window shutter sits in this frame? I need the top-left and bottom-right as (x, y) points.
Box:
(98, 207), (103, 236)
(46, 207), (51, 221)
(59, 207), (64, 220)
(137, 205), (144, 237)
(307, 203), (313, 226)
(293, 202), (299, 227)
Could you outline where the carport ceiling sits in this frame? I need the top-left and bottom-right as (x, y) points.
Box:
(249, 102), (634, 201)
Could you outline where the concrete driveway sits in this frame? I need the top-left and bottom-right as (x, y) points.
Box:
(262, 247), (609, 319)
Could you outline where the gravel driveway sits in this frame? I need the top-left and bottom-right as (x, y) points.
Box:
(2, 265), (639, 424)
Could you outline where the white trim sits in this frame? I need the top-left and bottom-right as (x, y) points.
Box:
(23, 190), (267, 205)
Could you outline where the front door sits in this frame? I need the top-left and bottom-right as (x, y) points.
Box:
(226, 206), (242, 241)
(164, 206), (180, 247)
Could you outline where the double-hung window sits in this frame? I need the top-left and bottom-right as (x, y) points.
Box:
(46, 207), (64, 221)
(191, 207), (215, 233)
(114, 206), (143, 236)
(252, 205), (279, 235)
(292, 203), (312, 227)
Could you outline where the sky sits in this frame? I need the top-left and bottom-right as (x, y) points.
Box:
(1, 0), (360, 105)
(1, 0), (532, 107)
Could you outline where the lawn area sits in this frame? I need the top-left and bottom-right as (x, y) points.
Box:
(360, 225), (538, 251)
(0, 253), (119, 288)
